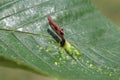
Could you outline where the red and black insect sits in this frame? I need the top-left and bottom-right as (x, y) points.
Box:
(48, 16), (65, 46)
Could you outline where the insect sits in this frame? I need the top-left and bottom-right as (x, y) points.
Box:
(48, 16), (65, 46)
(48, 16), (81, 59)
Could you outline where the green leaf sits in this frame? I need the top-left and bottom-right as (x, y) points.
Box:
(0, 0), (120, 80)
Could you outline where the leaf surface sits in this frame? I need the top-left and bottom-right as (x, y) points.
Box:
(0, 0), (120, 80)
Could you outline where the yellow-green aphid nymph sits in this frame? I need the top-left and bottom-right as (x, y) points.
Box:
(63, 40), (81, 60)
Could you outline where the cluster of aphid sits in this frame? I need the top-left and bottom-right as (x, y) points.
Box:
(48, 16), (81, 60)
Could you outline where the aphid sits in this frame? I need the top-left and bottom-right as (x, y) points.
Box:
(48, 16), (81, 59)
(48, 16), (65, 46)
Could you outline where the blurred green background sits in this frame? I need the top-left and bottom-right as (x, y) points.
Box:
(0, 0), (120, 80)
(92, 0), (120, 26)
